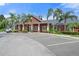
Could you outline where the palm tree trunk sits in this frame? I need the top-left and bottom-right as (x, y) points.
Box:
(64, 19), (67, 31)
(53, 16), (55, 33)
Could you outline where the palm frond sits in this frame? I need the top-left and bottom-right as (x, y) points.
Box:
(47, 8), (53, 20)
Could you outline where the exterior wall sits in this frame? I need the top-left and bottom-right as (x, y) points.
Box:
(16, 24), (23, 31)
(24, 17), (40, 24)
(40, 23), (47, 32)
(15, 23), (65, 32)
(15, 25), (18, 30)
(33, 24), (38, 32)
(19, 24), (23, 31)
(15, 16), (50, 32)
(74, 27), (79, 32)
(58, 25), (65, 31)
(21, 23), (48, 32)
(31, 17), (40, 22)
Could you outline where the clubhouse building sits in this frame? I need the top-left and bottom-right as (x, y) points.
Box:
(15, 15), (79, 32)
(15, 15), (65, 32)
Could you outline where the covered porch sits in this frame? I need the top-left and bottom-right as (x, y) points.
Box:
(15, 23), (51, 32)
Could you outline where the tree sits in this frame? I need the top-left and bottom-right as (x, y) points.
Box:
(0, 15), (8, 29)
(47, 8), (53, 20)
(47, 8), (62, 20)
(25, 14), (32, 22)
(9, 13), (17, 29)
(47, 8), (63, 32)
(53, 8), (62, 21)
(60, 11), (77, 31)
(0, 15), (5, 22)
(20, 13), (27, 23)
(67, 22), (79, 32)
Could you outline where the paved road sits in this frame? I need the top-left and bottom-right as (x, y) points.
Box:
(0, 33), (54, 56)
(0, 32), (79, 56)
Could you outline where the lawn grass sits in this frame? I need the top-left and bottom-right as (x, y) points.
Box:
(49, 30), (79, 37)
(0, 29), (4, 32)
(71, 35), (79, 37)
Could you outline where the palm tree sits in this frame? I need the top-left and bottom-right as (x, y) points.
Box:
(53, 8), (62, 21)
(60, 11), (77, 31)
(20, 13), (27, 23)
(47, 8), (62, 21)
(47, 8), (53, 20)
(9, 13), (17, 29)
(47, 8), (63, 32)
(26, 14), (32, 22)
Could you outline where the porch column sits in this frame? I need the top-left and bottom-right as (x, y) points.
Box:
(22, 24), (25, 31)
(38, 24), (40, 32)
(31, 24), (33, 32)
(47, 23), (49, 32)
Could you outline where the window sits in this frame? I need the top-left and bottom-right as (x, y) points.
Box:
(42, 25), (47, 31)
(33, 25), (38, 31)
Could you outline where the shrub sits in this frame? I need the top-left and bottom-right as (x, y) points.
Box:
(0, 28), (4, 32)
(22, 30), (28, 33)
(12, 29), (18, 32)
(49, 28), (61, 34)
(61, 31), (79, 35)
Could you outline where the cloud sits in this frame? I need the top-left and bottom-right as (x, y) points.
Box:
(8, 9), (16, 13)
(60, 3), (79, 15)
(42, 15), (53, 20)
(0, 3), (6, 6)
(4, 9), (16, 18)
(42, 16), (47, 20)
(4, 14), (10, 18)
(60, 3), (79, 9)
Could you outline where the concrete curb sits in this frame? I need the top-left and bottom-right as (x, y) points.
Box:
(50, 34), (79, 40)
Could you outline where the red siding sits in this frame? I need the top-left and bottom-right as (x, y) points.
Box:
(40, 24), (47, 32)
(74, 27), (79, 32)
(33, 24), (38, 32)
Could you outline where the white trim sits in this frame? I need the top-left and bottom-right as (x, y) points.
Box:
(47, 23), (49, 32)
(38, 24), (40, 32)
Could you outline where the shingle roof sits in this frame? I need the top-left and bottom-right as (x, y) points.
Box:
(17, 15), (79, 25)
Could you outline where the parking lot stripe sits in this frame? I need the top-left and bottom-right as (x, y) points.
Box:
(47, 41), (79, 46)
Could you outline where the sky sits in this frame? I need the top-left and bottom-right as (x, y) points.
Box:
(0, 3), (79, 20)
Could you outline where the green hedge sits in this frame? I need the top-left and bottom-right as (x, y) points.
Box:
(0, 28), (4, 32)
(22, 30), (28, 33)
(61, 31), (79, 35)
(12, 29), (18, 32)
(49, 28), (61, 34)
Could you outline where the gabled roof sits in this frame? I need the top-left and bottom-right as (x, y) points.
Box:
(31, 15), (42, 22)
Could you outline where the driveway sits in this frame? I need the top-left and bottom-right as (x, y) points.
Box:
(0, 32), (79, 56)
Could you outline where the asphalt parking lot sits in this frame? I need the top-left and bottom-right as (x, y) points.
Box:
(25, 32), (79, 56)
(0, 32), (54, 56)
(0, 32), (79, 56)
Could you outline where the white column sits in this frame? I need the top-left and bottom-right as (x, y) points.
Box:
(47, 23), (49, 32)
(22, 24), (25, 31)
(31, 24), (33, 32)
(38, 24), (40, 32)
